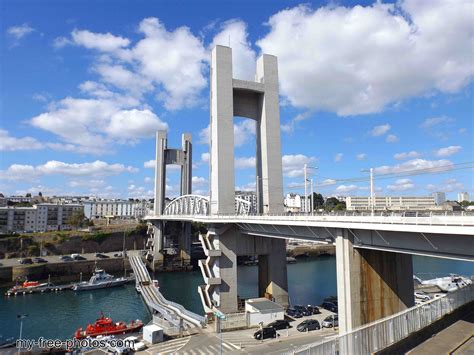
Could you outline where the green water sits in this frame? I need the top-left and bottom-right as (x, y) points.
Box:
(0, 255), (472, 340)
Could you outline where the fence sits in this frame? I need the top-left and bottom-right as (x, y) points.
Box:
(292, 284), (474, 355)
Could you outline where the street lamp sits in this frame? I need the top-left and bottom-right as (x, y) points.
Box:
(361, 168), (375, 216)
(304, 165), (318, 213)
(17, 314), (28, 355)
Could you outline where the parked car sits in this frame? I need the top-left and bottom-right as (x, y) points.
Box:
(32, 257), (48, 263)
(95, 253), (109, 259)
(286, 308), (303, 318)
(294, 305), (311, 316)
(306, 305), (321, 314)
(267, 320), (291, 330)
(73, 255), (87, 261)
(60, 255), (73, 262)
(253, 327), (277, 340)
(414, 291), (430, 302)
(322, 315), (339, 328)
(123, 336), (146, 351)
(18, 258), (33, 264)
(321, 301), (338, 313)
(114, 252), (124, 258)
(297, 319), (320, 332)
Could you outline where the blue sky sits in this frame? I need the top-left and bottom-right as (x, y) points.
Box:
(1, 0), (472, 200)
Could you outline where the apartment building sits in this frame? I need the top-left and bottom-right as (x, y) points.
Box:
(346, 196), (436, 211)
(0, 203), (83, 233)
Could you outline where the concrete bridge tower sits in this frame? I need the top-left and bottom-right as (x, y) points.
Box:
(197, 46), (288, 314)
(147, 131), (192, 270)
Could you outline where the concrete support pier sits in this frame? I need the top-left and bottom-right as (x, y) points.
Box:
(336, 229), (414, 333)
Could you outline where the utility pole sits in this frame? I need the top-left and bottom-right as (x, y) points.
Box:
(304, 164), (308, 213)
(310, 178), (314, 214)
(370, 168), (375, 216)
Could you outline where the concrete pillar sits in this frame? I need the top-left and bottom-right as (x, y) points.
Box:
(213, 226), (239, 313)
(152, 222), (164, 270)
(210, 46), (235, 215)
(154, 131), (167, 216)
(258, 238), (289, 307)
(256, 55), (284, 214)
(336, 229), (414, 333)
(179, 222), (191, 267)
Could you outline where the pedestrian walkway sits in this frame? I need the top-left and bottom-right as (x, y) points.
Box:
(144, 337), (190, 354)
(408, 309), (474, 354)
(144, 333), (240, 354)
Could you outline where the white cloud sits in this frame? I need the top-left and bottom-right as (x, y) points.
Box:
(434, 145), (462, 157)
(420, 116), (454, 129)
(235, 157), (256, 169)
(335, 184), (359, 194)
(282, 154), (316, 178)
(236, 181), (256, 192)
(144, 177), (153, 184)
(387, 178), (415, 191)
(70, 29), (131, 52)
(198, 120), (256, 147)
(321, 179), (337, 186)
(375, 159), (453, 175)
(0, 160), (137, 181)
(356, 153), (366, 161)
(334, 153), (343, 162)
(29, 96), (167, 153)
(210, 20), (256, 81)
(133, 18), (207, 110)
(68, 179), (105, 188)
(7, 24), (34, 40)
(386, 134), (399, 143)
(394, 151), (421, 160)
(0, 130), (44, 151)
(201, 153), (210, 163)
(192, 176), (207, 187)
(370, 124), (391, 137)
(426, 178), (464, 193)
(257, 1), (474, 115)
(144, 160), (155, 168)
(128, 184), (154, 198)
(420, 116), (456, 140)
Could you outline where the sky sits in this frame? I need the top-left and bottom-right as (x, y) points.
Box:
(0, 0), (473, 200)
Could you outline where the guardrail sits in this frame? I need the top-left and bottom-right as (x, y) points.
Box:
(290, 284), (474, 355)
(152, 212), (474, 227)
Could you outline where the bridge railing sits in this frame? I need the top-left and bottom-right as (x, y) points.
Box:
(291, 284), (474, 355)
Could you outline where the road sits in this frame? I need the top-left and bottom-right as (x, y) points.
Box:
(0, 250), (131, 268)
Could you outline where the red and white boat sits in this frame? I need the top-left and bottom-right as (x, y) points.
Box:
(74, 313), (143, 339)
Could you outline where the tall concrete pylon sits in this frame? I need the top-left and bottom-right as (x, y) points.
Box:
(210, 45), (284, 215)
(149, 131), (192, 269)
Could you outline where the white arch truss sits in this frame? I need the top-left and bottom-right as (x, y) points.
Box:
(163, 195), (253, 216)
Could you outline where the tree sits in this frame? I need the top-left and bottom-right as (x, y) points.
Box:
(324, 197), (340, 211)
(38, 192), (43, 197)
(334, 202), (346, 211)
(311, 193), (324, 210)
(66, 211), (86, 228)
(25, 193), (32, 198)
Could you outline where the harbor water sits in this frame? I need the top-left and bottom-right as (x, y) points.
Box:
(0, 255), (472, 340)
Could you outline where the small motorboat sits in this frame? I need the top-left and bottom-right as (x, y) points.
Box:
(74, 313), (143, 339)
(72, 268), (129, 291)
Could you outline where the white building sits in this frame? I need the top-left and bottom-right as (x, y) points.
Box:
(432, 192), (446, 205)
(346, 196), (436, 211)
(0, 203), (83, 233)
(458, 192), (470, 203)
(83, 200), (133, 219)
(284, 193), (302, 212)
(245, 298), (285, 326)
(7, 196), (32, 203)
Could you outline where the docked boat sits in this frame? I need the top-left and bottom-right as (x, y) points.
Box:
(72, 268), (129, 291)
(415, 274), (472, 292)
(286, 256), (297, 264)
(74, 313), (143, 339)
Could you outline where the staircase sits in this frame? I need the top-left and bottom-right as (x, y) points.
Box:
(197, 231), (222, 313)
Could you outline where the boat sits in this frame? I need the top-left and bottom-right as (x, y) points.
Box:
(72, 268), (129, 291)
(415, 274), (472, 292)
(0, 337), (16, 349)
(74, 313), (143, 339)
(286, 256), (297, 264)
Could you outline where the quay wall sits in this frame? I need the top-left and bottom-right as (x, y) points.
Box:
(286, 244), (335, 257)
(0, 258), (131, 286)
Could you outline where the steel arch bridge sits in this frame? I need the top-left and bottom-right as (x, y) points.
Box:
(162, 194), (253, 216)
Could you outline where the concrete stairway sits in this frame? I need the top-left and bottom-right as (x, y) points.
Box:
(197, 231), (222, 313)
